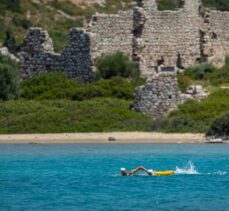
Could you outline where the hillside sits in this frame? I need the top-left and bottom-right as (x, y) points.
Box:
(0, 0), (228, 53)
(0, 0), (134, 52)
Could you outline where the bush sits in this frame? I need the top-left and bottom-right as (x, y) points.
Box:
(184, 63), (215, 80)
(206, 113), (229, 139)
(202, 0), (229, 11)
(225, 55), (229, 65)
(152, 117), (199, 133)
(21, 72), (77, 100)
(18, 19), (32, 30)
(151, 89), (229, 133)
(22, 73), (135, 101)
(72, 85), (106, 101)
(0, 0), (21, 14)
(96, 51), (135, 79)
(177, 74), (193, 92)
(0, 55), (20, 100)
(157, 0), (177, 11)
(3, 29), (19, 53)
(72, 77), (135, 100)
(207, 63), (229, 86)
(96, 77), (135, 100)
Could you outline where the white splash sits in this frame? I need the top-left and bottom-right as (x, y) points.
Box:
(213, 171), (227, 175)
(175, 161), (199, 175)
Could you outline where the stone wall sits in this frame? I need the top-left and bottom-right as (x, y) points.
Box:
(88, 11), (133, 65)
(20, 27), (94, 83)
(135, 0), (201, 76)
(131, 73), (186, 118)
(207, 10), (229, 66)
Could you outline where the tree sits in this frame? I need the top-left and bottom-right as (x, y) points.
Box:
(206, 114), (229, 139)
(0, 55), (20, 100)
(3, 29), (18, 53)
(96, 51), (135, 79)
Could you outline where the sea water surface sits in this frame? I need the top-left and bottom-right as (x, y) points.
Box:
(0, 144), (229, 211)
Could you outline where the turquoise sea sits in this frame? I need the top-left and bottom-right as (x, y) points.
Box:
(0, 144), (229, 211)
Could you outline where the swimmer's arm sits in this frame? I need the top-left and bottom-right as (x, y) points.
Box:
(128, 166), (150, 175)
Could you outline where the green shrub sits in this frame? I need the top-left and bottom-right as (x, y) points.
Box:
(184, 63), (215, 80)
(151, 89), (229, 133)
(225, 55), (229, 65)
(177, 74), (193, 92)
(207, 63), (229, 86)
(157, 0), (177, 11)
(206, 113), (229, 139)
(152, 116), (199, 133)
(0, 0), (21, 14)
(22, 73), (135, 101)
(21, 72), (77, 100)
(72, 77), (135, 100)
(0, 55), (20, 101)
(96, 51), (135, 79)
(202, 0), (229, 11)
(96, 77), (135, 100)
(3, 29), (18, 53)
(18, 19), (32, 30)
(72, 85), (106, 101)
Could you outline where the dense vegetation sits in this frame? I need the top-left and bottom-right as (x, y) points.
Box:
(21, 72), (138, 101)
(157, 0), (177, 11)
(0, 99), (151, 133)
(206, 113), (229, 139)
(0, 0), (21, 14)
(96, 51), (136, 79)
(202, 0), (229, 11)
(157, 0), (229, 11)
(151, 89), (229, 133)
(0, 55), (20, 100)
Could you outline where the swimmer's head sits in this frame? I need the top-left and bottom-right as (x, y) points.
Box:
(120, 168), (127, 176)
(148, 169), (153, 175)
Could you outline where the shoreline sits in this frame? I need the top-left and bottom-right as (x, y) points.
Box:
(0, 132), (208, 144)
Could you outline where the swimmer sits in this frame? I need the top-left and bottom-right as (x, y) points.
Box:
(120, 166), (153, 176)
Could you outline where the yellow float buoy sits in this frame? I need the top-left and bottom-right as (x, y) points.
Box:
(153, 170), (175, 176)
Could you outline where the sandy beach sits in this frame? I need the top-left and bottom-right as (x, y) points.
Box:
(0, 132), (207, 144)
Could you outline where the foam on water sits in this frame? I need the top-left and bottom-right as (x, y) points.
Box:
(210, 171), (228, 175)
(175, 161), (200, 175)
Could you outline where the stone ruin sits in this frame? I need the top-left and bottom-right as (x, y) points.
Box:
(20, 0), (229, 82)
(19, 0), (229, 117)
(20, 28), (94, 83)
(130, 73), (209, 118)
(131, 73), (184, 118)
